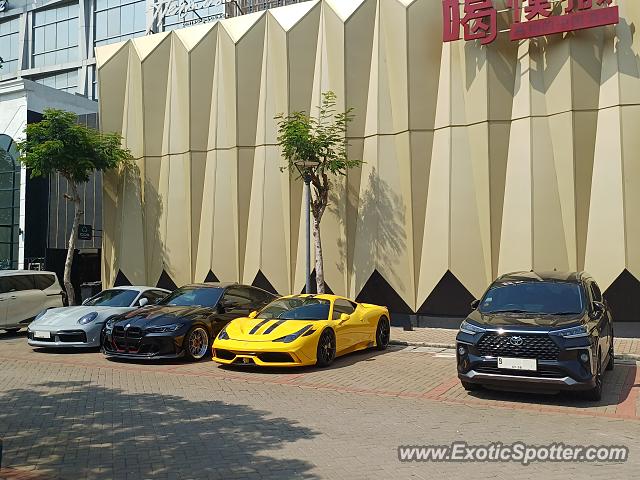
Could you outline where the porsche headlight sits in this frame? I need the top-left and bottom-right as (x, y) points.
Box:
(274, 325), (314, 343)
(78, 312), (99, 325)
(550, 324), (589, 339)
(217, 326), (230, 340)
(459, 320), (486, 335)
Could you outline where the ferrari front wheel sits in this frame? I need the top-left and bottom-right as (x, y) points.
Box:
(375, 316), (390, 350)
(316, 329), (336, 367)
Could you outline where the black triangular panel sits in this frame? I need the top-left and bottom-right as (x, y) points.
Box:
(355, 270), (412, 314)
(603, 269), (640, 322)
(417, 270), (475, 317)
(252, 270), (278, 294)
(204, 270), (219, 283)
(156, 270), (178, 291)
(114, 270), (132, 287)
(299, 270), (333, 295)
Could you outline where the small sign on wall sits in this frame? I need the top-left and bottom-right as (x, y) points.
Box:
(78, 224), (93, 241)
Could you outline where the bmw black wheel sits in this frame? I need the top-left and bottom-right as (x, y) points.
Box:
(375, 316), (390, 351)
(184, 326), (210, 361)
(316, 329), (336, 367)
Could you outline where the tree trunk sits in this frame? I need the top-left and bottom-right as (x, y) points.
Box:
(64, 180), (81, 305)
(312, 218), (325, 294)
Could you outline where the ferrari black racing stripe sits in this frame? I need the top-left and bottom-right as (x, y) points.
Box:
(263, 320), (287, 335)
(249, 319), (271, 335)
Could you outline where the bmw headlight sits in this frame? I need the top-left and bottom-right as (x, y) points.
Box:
(274, 325), (314, 343)
(459, 320), (486, 335)
(217, 326), (230, 340)
(78, 312), (99, 325)
(146, 323), (183, 334)
(550, 324), (589, 339)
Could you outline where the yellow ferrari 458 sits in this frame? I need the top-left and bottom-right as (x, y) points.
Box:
(212, 294), (390, 367)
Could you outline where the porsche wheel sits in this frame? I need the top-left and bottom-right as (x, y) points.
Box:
(184, 326), (210, 361)
(316, 329), (336, 367)
(375, 316), (390, 350)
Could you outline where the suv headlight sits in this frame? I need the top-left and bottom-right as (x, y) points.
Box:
(78, 312), (98, 325)
(550, 324), (589, 339)
(274, 325), (314, 343)
(146, 324), (182, 334)
(459, 320), (486, 335)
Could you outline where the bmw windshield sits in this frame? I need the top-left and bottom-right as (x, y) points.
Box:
(159, 287), (224, 308)
(479, 281), (585, 315)
(258, 297), (331, 320)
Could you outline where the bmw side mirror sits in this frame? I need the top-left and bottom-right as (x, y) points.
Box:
(470, 299), (480, 310)
(138, 297), (149, 307)
(216, 303), (226, 314)
(248, 311), (258, 319)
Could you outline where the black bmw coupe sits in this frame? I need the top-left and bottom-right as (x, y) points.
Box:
(101, 283), (275, 361)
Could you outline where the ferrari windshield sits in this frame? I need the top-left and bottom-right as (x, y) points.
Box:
(159, 287), (224, 308)
(258, 297), (331, 320)
(479, 281), (585, 315)
(85, 289), (138, 307)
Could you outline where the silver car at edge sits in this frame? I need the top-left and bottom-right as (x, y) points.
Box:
(26, 286), (171, 348)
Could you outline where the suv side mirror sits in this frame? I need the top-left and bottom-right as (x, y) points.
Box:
(248, 311), (258, 319)
(470, 299), (480, 310)
(592, 301), (605, 318)
(138, 297), (149, 307)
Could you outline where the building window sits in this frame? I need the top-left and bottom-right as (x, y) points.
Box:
(33, 3), (79, 67)
(0, 17), (19, 75)
(0, 135), (20, 270)
(34, 69), (79, 94)
(95, 0), (146, 47)
(92, 65), (98, 101)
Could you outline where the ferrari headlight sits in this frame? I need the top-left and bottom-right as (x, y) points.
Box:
(550, 324), (589, 339)
(146, 323), (182, 333)
(274, 325), (314, 343)
(78, 312), (99, 325)
(459, 320), (485, 336)
(217, 326), (230, 340)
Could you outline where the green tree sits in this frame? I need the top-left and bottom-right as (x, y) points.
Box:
(17, 109), (133, 304)
(275, 91), (360, 293)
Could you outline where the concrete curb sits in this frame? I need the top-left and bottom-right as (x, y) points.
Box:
(390, 339), (640, 362)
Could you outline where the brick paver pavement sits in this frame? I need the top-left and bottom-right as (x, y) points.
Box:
(391, 326), (640, 359)
(0, 332), (639, 479)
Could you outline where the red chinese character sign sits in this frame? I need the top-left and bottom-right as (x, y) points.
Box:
(443, 0), (619, 45)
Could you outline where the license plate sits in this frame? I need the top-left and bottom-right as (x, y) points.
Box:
(34, 331), (51, 339)
(498, 357), (536, 371)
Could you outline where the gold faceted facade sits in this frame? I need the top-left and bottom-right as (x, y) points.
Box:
(96, 0), (640, 320)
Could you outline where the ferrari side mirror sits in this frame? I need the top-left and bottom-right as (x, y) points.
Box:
(249, 311), (258, 319)
(339, 313), (350, 323)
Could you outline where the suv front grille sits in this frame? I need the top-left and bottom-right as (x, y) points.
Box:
(476, 333), (559, 361)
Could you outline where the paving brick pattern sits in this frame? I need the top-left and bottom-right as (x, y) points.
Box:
(0, 334), (639, 479)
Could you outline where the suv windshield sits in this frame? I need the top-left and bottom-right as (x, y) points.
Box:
(479, 281), (585, 315)
(160, 287), (223, 308)
(85, 289), (138, 307)
(258, 297), (330, 320)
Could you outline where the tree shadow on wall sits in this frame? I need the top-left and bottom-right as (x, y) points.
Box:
(0, 380), (319, 479)
(330, 168), (407, 294)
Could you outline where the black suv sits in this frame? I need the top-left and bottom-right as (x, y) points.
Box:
(456, 271), (614, 400)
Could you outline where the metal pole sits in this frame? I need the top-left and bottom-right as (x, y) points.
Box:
(304, 177), (311, 294)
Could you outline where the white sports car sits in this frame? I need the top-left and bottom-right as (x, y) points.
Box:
(27, 286), (170, 348)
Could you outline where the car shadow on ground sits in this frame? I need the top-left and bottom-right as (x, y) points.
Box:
(217, 346), (397, 375)
(0, 380), (320, 479)
(0, 330), (27, 342)
(465, 363), (638, 409)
